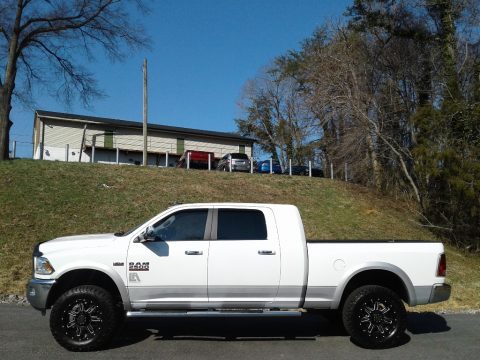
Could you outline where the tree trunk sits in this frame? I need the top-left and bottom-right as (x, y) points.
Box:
(436, 0), (460, 100)
(0, 0), (22, 160)
(0, 88), (13, 160)
(376, 129), (422, 204)
(366, 130), (382, 190)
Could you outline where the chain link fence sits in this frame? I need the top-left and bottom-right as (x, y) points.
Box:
(9, 138), (351, 181)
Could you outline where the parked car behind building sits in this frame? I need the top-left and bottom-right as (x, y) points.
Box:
(257, 160), (282, 174)
(216, 153), (251, 172)
(176, 150), (215, 169)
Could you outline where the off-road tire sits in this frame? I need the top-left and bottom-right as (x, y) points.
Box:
(342, 285), (406, 349)
(50, 285), (118, 351)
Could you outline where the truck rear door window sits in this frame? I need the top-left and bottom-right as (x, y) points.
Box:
(217, 209), (267, 240)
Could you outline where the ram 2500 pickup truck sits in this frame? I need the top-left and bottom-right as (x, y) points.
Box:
(27, 203), (451, 351)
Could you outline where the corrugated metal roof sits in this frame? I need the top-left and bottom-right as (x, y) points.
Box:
(35, 110), (255, 143)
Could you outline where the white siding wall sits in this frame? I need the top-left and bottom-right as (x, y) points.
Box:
(185, 138), (252, 158)
(41, 145), (91, 163)
(42, 119), (104, 148)
(91, 127), (178, 154)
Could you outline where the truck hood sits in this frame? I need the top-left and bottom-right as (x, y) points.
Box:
(40, 233), (116, 254)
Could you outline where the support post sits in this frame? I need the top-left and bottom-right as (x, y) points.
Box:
(187, 151), (190, 169)
(65, 144), (69, 162)
(12, 140), (16, 159)
(165, 152), (169, 167)
(92, 145), (95, 163)
(78, 124), (87, 162)
(270, 158), (273, 174)
(289, 159), (292, 176)
(229, 154), (232, 172)
(250, 157), (253, 173)
(40, 121), (45, 160)
(309, 161), (312, 177)
(116, 148), (120, 165)
(208, 153), (211, 171)
(330, 162), (334, 180)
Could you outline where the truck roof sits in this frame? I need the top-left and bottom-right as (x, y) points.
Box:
(167, 203), (297, 210)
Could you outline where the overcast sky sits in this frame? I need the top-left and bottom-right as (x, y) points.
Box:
(11, 0), (352, 157)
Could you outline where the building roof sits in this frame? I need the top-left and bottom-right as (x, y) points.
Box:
(35, 110), (254, 143)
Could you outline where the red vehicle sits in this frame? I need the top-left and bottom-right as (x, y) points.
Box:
(176, 150), (215, 169)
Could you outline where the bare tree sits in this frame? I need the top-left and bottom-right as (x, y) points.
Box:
(0, 0), (150, 160)
(236, 65), (317, 169)
(299, 26), (422, 200)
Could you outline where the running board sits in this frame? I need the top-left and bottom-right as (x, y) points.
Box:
(126, 310), (302, 318)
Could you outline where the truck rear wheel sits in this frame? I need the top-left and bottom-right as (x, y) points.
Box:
(50, 285), (118, 351)
(342, 285), (406, 348)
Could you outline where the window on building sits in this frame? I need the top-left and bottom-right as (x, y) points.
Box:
(104, 130), (114, 149)
(239, 144), (245, 154)
(217, 209), (267, 240)
(177, 138), (185, 154)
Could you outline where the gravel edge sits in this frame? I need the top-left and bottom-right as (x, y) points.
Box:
(0, 294), (29, 305)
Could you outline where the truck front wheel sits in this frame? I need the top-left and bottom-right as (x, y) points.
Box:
(342, 285), (406, 348)
(50, 285), (118, 351)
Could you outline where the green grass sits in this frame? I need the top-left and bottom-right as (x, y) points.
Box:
(0, 159), (478, 310)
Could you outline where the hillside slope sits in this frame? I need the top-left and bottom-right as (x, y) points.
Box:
(0, 160), (478, 310)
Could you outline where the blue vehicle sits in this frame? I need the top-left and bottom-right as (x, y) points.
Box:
(257, 160), (282, 174)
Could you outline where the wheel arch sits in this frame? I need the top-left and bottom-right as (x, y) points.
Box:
(47, 267), (130, 310)
(332, 262), (416, 309)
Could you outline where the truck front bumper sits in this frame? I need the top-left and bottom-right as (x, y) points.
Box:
(429, 283), (451, 304)
(26, 278), (55, 312)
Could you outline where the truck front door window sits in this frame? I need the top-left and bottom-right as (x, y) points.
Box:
(152, 210), (208, 241)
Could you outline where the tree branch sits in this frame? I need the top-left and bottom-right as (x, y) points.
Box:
(17, 0), (116, 55)
(0, 26), (10, 42)
(19, 0), (108, 32)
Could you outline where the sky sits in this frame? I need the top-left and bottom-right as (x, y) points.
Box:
(10, 0), (352, 157)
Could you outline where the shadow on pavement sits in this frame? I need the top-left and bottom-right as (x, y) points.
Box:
(108, 311), (449, 350)
(407, 312), (451, 334)
(108, 312), (344, 349)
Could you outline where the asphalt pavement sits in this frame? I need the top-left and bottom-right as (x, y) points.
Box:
(1, 304), (479, 360)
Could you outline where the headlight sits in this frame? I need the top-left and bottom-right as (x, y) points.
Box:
(35, 257), (55, 275)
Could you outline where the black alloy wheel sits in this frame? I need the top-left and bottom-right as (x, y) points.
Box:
(50, 285), (119, 351)
(342, 285), (406, 348)
(62, 297), (103, 341)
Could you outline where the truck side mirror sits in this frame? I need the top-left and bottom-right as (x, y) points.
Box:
(134, 226), (156, 243)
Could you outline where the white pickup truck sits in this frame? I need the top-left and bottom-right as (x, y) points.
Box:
(27, 203), (450, 351)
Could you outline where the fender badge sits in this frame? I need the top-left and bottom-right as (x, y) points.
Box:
(129, 262), (150, 271)
(113, 262), (124, 266)
(129, 273), (140, 282)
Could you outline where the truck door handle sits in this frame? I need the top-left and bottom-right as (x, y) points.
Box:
(258, 250), (275, 255)
(185, 250), (203, 255)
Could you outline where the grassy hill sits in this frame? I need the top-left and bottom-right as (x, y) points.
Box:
(0, 159), (478, 311)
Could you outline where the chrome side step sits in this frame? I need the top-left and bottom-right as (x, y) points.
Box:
(126, 310), (302, 318)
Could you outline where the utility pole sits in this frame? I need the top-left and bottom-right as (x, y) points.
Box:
(143, 58), (148, 166)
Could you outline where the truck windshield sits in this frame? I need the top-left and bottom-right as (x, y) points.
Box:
(115, 222), (145, 237)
